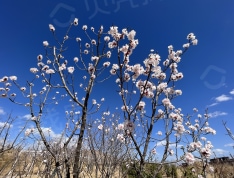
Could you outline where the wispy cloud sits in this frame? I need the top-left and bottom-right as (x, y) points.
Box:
(207, 102), (218, 108)
(209, 111), (228, 118)
(213, 148), (229, 156)
(215, 94), (232, 102)
(0, 107), (5, 115)
(156, 140), (183, 148)
(224, 143), (234, 147)
(230, 89), (234, 95)
(22, 114), (31, 120)
(208, 92), (234, 107)
(0, 122), (12, 128)
(156, 140), (166, 147)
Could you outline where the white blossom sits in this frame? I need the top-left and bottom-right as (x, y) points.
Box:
(183, 43), (190, 48)
(37, 54), (43, 61)
(82, 25), (87, 30)
(73, 18), (78, 26)
(151, 148), (156, 154)
(49, 24), (55, 32)
(137, 101), (146, 111)
(127, 30), (136, 40)
(30, 68), (39, 74)
(162, 98), (171, 106)
(20, 87), (26, 91)
(46, 69), (55, 74)
(184, 152), (195, 164)
(91, 39), (96, 45)
(43, 41), (49, 47)
(187, 33), (195, 40)
(192, 39), (198, 45)
(157, 131), (162, 136)
(103, 61), (110, 67)
(117, 133), (125, 142)
(92, 99), (97, 105)
(9, 76), (17, 81)
(67, 66), (75, 74)
(74, 57), (79, 62)
(98, 124), (103, 130)
(104, 36), (110, 42)
(76, 37), (81, 42)
(118, 123), (124, 130)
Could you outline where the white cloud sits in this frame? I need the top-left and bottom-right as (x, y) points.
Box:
(22, 114), (31, 120)
(209, 111), (228, 118)
(0, 122), (12, 128)
(230, 89), (234, 95)
(224, 143), (234, 147)
(33, 127), (62, 139)
(0, 107), (5, 115)
(156, 140), (166, 147)
(207, 102), (218, 107)
(215, 94), (232, 102)
(156, 140), (183, 148)
(212, 148), (229, 156)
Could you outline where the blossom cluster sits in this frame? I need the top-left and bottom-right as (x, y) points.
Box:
(0, 76), (17, 98)
(25, 128), (35, 137)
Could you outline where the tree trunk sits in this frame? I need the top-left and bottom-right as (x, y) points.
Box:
(73, 109), (87, 178)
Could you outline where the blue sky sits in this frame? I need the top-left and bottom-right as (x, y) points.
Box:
(1, 0), (234, 158)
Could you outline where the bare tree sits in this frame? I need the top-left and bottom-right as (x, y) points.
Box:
(223, 120), (234, 141)
(83, 111), (132, 178)
(0, 114), (26, 154)
(0, 113), (29, 176)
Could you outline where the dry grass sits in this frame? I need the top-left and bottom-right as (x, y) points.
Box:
(178, 161), (234, 178)
(1, 151), (234, 178)
(0, 150), (46, 177)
